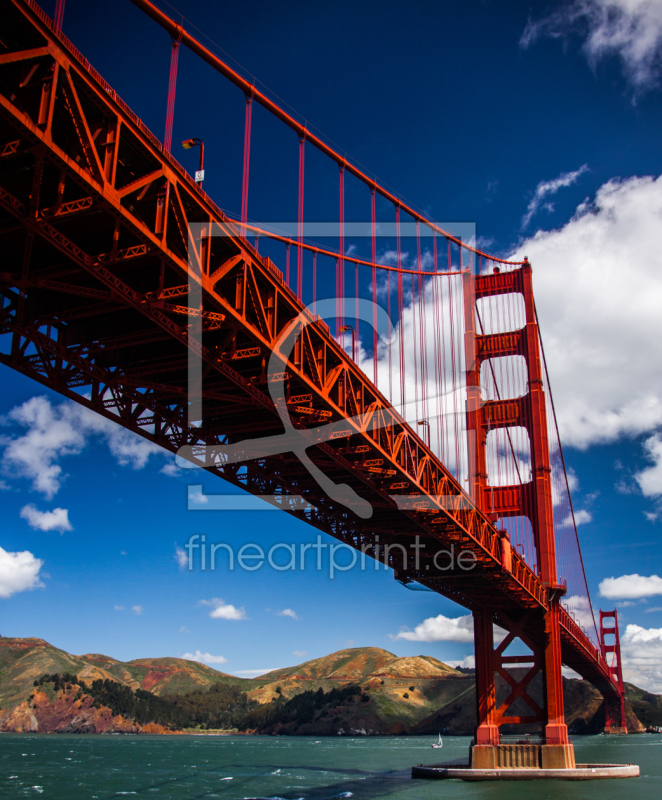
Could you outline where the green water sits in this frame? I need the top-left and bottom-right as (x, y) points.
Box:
(0, 733), (659, 799)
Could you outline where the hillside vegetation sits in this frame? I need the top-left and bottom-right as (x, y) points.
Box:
(0, 637), (650, 735)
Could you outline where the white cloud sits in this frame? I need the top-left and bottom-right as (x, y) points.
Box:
(188, 488), (208, 505)
(521, 0), (662, 93)
(181, 650), (228, 665)
(645, 606), (662, 613)
(635, 433), (662, 496)
(511, 175), (662, 449)
(521, 165), (589, 228)
(0, 479), (10, 490)
(233, 668), (281, 676)
(132, 605), (144, 615)
(179, 626), (191, 632)
(391, 613), (475, 643)
(175, 546), (188, 569)
(20, 504), (72, 533)
(621, 623), (662, 691)
(352, 174), (662, 482)
(563, 594), (597, 629)
(0, 546), (44, 598)
(573, 509), (593, 526)
(200, 598), (247, 620)
(566, 468), (579, 494)
(160, 461), (182, 477)
(600, 573), (662, 599)
(444, 655), (476, 669)
(277, 608), (299, 620)
(1, 396), (164, 499)
(114, 605), (125, 611)
(293, 650), (308, 658)
(562, 666), (583, 679)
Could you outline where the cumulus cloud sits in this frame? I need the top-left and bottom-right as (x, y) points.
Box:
(391, 614), (509, 644)
(354, 173), (662, 487)
(160, 461), (182, 477)
(181, 650), (228, 665)
(511, 175), (662, 449)
(621, 623), (662, 691)
(200, 598), (247, 620)
(391, 613), (475, 643)
(293, 650), (308, 658)
(521, 165), (589, 228)
(0, 546), (44, 598)
(1, 396), (164, 498)
(573, 509), (593, 526)
(445, 655), (476, 669)
(175, 546), (188, 569)
(521, 0), (662, 94)
(277, 608), (299, 620)
(114, 605), (125, 611)
(563, 594), (597, 630)
(20, 504), (72, 533)
(132, 605), (144, 615)
(635, 433), (662, 496)
(600, 573), (662, 598)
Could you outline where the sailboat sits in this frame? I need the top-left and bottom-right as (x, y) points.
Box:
(431, 733), (443, 749)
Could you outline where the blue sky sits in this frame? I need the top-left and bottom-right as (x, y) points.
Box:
(4, 0), (662, 690)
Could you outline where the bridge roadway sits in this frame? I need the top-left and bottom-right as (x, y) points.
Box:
(0, 0), (620, 710)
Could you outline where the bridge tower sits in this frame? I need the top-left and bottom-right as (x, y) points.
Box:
(600, 610), (627, 733)
(464, 260), (574, 769)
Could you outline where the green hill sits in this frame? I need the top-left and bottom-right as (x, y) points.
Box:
(0, 637), (238, 714)
(0, 637), (652, 736)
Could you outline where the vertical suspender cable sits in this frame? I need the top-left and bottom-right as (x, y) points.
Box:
(387, 269), (392, 403)
(355, 261), (359, 360)
(371, 188), (378, 387)
(164, 26), (184, 153)
(339, 164), (345, 338)
(396, 206), (405, 415)
(54, 0), (65, 30)
(241, 93), (253, 236)
(297, 133), (305, 300)
(335, 257), (340, 338)
(286, 243), (291, 287)
(312, 251), (317, 314)
(412, 265), (419, 423)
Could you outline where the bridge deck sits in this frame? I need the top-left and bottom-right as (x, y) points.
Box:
(0, 0), (619, 705)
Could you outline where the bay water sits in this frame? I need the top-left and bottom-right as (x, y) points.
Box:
(1, 733), (660, 799)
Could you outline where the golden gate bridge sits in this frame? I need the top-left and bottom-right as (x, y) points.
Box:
(0, 0), (631, 772)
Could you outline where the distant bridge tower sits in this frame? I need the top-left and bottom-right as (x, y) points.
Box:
(600, 610), (627, 734)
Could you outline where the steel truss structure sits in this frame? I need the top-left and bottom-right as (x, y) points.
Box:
(0, 0), (626, 752)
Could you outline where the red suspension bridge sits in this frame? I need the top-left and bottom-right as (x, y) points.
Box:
(0, 0), (628, 769)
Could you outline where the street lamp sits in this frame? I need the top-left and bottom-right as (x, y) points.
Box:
(182, 138), (205, 188)
(339, 325), (355, 361)
(417, 419), (430, 448)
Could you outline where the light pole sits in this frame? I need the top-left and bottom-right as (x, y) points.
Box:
(182, 138), (205, 188)
(417, 419), (430, 448)
(339, 325), (355, 361)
